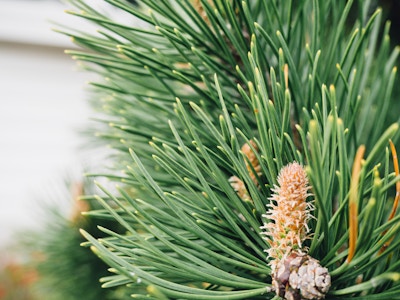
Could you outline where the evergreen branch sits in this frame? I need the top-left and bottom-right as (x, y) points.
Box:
(58, 0), (400, 298)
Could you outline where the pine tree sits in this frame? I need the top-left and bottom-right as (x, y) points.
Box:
(56, 0), (400, 298)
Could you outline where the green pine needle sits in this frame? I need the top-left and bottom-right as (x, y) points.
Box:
(60, 0), (400, 298)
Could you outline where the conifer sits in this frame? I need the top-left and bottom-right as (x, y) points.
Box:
(49, 0), (400, 298)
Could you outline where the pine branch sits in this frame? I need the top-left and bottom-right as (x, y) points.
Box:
(60, 0), (400, 298)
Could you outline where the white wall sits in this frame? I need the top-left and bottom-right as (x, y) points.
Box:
(0, 0), (93, 248)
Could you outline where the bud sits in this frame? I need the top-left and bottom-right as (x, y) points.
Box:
(191, 0), (214, 25)
(229, 140), (261, 202)
(261, 162), (312, 266)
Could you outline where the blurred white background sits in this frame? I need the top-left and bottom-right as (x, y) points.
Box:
(0, 0), (93, 248)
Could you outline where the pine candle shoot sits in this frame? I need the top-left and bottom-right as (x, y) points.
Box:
(261, 162), (331, 299)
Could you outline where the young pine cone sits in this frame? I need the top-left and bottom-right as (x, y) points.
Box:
(273, 252), (331, 300)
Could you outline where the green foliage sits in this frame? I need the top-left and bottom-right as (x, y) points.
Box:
(61, 0), (400, 298)
(20, 180), (128, 300)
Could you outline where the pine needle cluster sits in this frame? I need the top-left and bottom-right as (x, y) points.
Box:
(56, 0), (400, 298)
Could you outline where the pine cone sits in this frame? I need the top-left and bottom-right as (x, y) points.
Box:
(272, 252), (331, 300)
